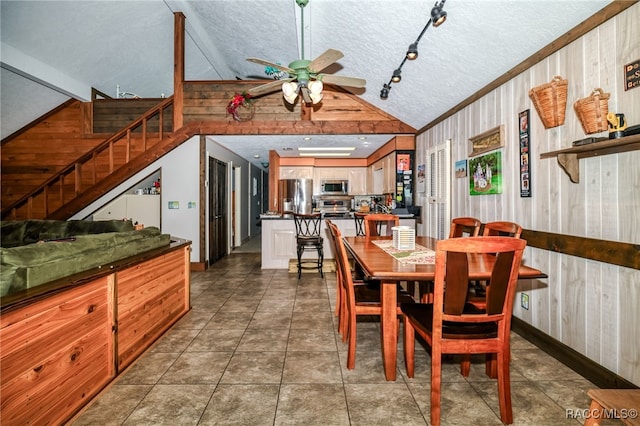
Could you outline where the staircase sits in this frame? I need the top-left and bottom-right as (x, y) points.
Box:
(1, 96), (191, 220)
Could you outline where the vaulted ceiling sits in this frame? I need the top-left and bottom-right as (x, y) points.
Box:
(1, 0), (613, 167)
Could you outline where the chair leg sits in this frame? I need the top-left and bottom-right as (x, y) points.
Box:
(431, 345), (443, 426)
(496, 350), (513, 424)
(403, 316), (415, 378)
(460, 354), (471, 377)
(485, 353), (497, 378)
(318, 245), (324, 277)
(346, 311), (357, 370)
(296, 244), (303, 279)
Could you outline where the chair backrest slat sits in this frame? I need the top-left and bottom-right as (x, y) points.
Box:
(449, 217), (481, 238)
(363, 214), (400, 237)
(294, 213), (322, 237)
(433, 237), (526, 325)
(482, 221), (522, 238)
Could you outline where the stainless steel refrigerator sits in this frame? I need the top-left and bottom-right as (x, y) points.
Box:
(279, 179), (313, 214)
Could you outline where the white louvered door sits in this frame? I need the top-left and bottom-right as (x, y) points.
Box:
(425, 139), (451, 240)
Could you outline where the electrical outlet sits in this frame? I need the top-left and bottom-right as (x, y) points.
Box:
(521, 293), (530, 310)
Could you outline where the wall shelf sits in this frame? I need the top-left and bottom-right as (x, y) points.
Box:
(540, 133), (640, 183)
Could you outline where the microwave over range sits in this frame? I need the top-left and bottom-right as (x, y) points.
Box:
(320, 179), (348, 195)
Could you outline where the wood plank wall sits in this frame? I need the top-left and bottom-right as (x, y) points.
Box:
(92, 99), (172, 133)
(1, 100), (168, 212)
(415, 4), (640, 386)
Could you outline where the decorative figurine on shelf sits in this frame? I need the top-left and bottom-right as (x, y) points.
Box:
(153, 178), (161, 195)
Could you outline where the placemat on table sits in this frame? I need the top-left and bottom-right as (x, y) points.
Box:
(372, 240), (436, 264)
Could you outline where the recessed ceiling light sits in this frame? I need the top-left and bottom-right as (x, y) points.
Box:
(298, 147), (355, 151)
(303, 137), (312, 141)
(358, 136), (367, 140)
(253, 154), (260, 158)
(299, 152), (352, 157)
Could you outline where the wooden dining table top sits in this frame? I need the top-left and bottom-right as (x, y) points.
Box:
(343, 235), (547, 281)
(342, 235), (547, 381)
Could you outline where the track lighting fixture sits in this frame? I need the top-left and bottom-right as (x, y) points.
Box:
(380, 84), (391, 99)
(406, 43), (419, 61)
(380, 0), (447, 99)
(392, 68), (402, 83)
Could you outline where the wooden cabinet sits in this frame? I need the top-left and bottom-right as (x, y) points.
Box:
(369, 153), (395, 194)
(117, 248), (190, 370)
(0, 242), (191, 424)
(94, 194), (160, 228)
(348, 168), (367, 195)
(279, 166), (313, 180)
(0, 277), (115, 425)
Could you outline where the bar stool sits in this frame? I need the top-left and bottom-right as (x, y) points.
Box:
(293, 213), (324, 279)
(353, 212), (367, 236)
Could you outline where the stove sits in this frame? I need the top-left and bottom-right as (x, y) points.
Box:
(322, 212), (353, 219)
(314, 195), (353, 219)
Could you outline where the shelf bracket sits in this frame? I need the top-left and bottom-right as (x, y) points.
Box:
(557, 153), (579, 183)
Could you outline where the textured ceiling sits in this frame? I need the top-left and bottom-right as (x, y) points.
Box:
(1, 0), (612, 169)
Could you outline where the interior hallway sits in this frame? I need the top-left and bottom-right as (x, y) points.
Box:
(72, 249), (614, 425)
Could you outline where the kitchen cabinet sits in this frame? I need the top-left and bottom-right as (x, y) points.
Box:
(348, 168), (367, 195)
(369, 153), (395, 194)
(279, 166), (314, 180)
(93, 194), (160, 228)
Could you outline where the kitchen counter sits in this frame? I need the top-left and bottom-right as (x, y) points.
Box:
(260, 215), (417, 269)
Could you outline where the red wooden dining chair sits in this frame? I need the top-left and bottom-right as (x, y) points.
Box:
(459, 220), (524, 378)
(482, 221), (523, 238)
(414, 216), (483, 305)
(363, 213), (399, 237)
(449, 216), (482, 238)
(326, 221), (414, 369)
(401, 236), (527, 426)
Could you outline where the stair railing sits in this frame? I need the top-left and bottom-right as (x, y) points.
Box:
(2, 96), (174, 220)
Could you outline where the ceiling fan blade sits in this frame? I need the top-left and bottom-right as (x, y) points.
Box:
(248, 78), (292, 97)
(246, 58), (294, 74)
(308, 48), (344, 73)
(318, 74), (366, 89)
(300, 87), (312, 104)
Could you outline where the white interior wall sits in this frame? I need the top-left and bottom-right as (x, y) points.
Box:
(415, 4), (640, 385)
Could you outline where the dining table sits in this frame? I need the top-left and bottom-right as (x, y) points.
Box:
(342, 235), (547, 381)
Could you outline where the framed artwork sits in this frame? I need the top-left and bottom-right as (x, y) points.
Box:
(519, 109), (532, 197)
(455, 159), (467, 178)
(469, 151), (502, 195)
(469, 125), (505, 157)
(416, 163), (426, 192)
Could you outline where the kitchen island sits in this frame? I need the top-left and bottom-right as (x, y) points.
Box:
(260, 214), (417, 269)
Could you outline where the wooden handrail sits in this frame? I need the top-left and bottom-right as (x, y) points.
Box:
(2, 96), (174, 220)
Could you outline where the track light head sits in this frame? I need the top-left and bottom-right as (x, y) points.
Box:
(406, 43), (418, 60)
(380, 84), (391, 99)
(391, 68), (402, 83)
(431, 1), (447, 27)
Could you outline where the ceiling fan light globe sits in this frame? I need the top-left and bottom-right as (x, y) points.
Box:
(310, 92), (323, 104)
(308, 80), (323, 95)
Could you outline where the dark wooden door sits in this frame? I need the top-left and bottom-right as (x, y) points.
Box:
(209, 158), (227, 263)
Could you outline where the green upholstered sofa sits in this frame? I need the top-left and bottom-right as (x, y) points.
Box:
(0, 219), (171, 298)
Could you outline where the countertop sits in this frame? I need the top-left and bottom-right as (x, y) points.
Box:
(259, 213), (418, 220)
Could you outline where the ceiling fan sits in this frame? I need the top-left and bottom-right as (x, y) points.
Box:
(246, 0), (366, 104)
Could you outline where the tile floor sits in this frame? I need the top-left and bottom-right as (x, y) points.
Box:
(72, 251), (617, 426)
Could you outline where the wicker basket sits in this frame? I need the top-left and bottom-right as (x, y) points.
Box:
(528, 76), (568, 129)
(574, 88), (610, 134)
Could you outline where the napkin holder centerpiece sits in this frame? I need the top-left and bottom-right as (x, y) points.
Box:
(392, 226), (415, 250)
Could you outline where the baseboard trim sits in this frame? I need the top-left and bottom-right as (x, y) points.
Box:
(511, 317), (638, 389)
(190, 262), (206, 271)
